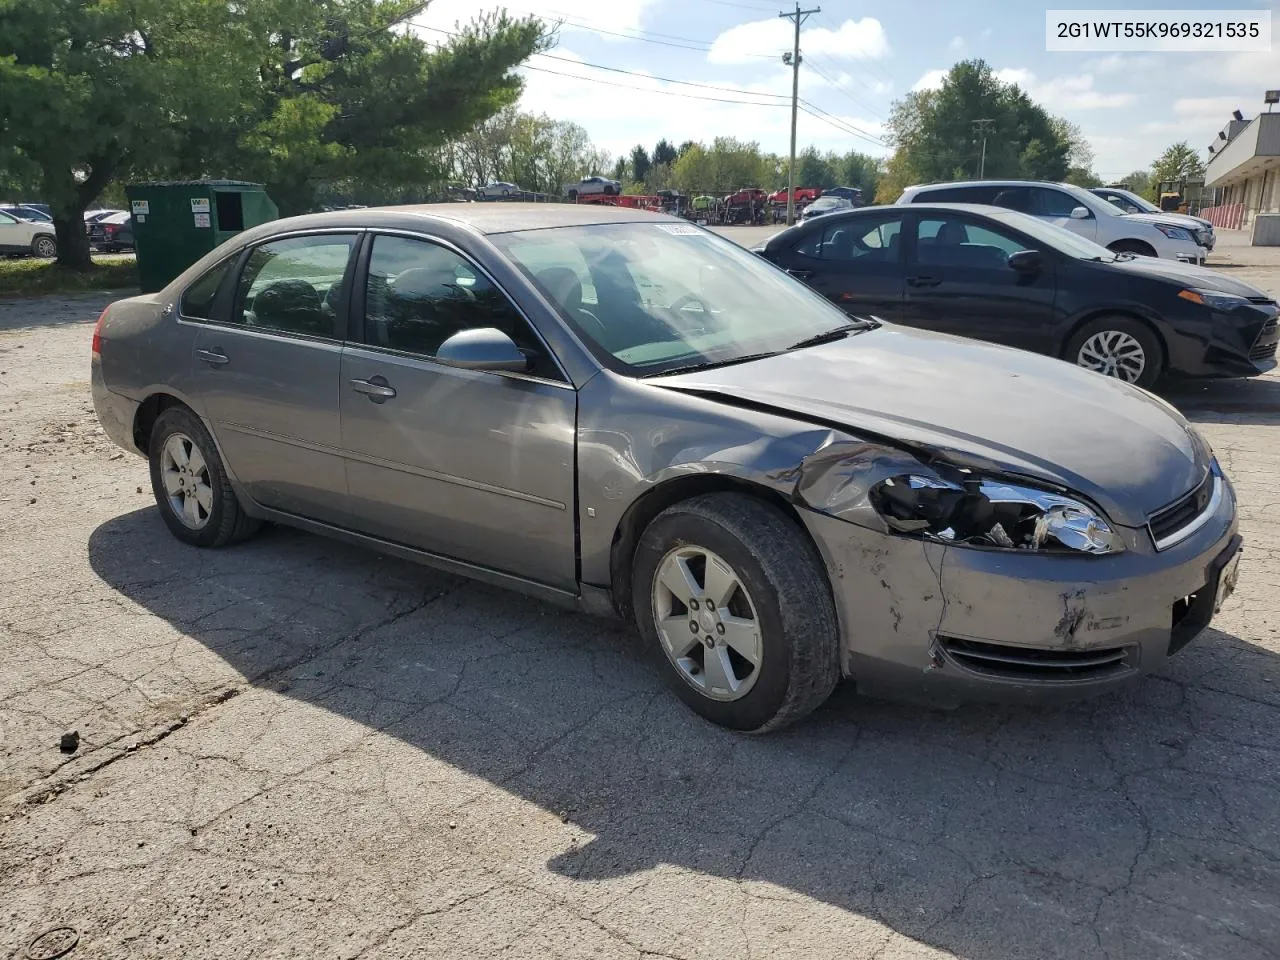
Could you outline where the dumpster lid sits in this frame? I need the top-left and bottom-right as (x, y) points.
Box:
(130, 179), (264, 188)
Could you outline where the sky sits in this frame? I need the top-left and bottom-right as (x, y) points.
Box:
(414, 0), (1279, 182)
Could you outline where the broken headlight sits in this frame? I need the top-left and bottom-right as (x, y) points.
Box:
(869, 474), (1124, 555)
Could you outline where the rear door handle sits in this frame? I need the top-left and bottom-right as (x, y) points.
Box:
(785, 268), (813, 280)
(350, 377), (397, 402)
(196, 348), (229, 366)
(907, 276), (940, 288)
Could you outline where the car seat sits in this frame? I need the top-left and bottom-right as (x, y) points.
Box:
(248, 279), (328, 335)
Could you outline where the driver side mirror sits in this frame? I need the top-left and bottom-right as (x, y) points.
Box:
(435, 328), (530, 373)
(1007, 249), (1042, 274)
(1070, 206), (1091, 219)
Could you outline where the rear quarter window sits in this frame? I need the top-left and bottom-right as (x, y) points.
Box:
(180, 257), (234, 320)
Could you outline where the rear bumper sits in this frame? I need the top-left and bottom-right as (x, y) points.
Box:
(800, 475), (1239, 707)
(91, 355), (143, 456)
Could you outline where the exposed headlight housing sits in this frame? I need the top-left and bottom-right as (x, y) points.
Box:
(1178, 288), (1249, 311)
(870, 474), (1125, 555)
(1155, 224), (1194, 241)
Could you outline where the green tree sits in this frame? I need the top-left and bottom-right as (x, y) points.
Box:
(1151, 141), (1206, 187)
(0, 0), (276, 267)
(838, 151), (882, 198)
(652, 139), (678, 167)
(1064, 166), (1103, 188)
(795, 147), (834, 188)
(883, 60), (1071, 187)
(1121, 169), (1153, 198)
(0, 0), (549, 267)
(611, 156), (628, 181)
(630, 145), (651, 184)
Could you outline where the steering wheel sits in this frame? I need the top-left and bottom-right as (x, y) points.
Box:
(575, 306), (611, 345)
(664, 293), (718, 335)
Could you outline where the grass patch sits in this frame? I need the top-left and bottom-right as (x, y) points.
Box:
(0, 257), (139, 297)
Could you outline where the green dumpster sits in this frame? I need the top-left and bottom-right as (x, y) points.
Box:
(125, 180), (278, 293)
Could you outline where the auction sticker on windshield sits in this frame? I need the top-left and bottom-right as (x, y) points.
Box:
(657, 224), (704, 236)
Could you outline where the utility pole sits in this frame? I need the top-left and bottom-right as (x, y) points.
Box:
(972, 118), (995, 179)
(780, 3), (820, 225)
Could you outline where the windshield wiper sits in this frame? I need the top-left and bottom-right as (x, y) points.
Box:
(644, 351), (783, 378)
(787, 321), (873, 351)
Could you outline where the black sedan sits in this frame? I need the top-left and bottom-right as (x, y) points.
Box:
(756, 203), (1278, 387)
(88, 211), (134, 252)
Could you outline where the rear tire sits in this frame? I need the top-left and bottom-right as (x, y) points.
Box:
(631, 493), (840, 732)
(148, 406), (262, 548)
(31, 235), (56, 258)
(1107, 239), (1157, 258)
(1065, 315), (1163, 388)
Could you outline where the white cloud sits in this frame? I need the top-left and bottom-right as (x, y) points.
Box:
(516, 48), (886, 162)
(995, 68), (1135, 110)
(413, 0), (660, 38)
(949, 36), (965, 52)
(912, 69), (947, 92)
(708, 17), (889, 66)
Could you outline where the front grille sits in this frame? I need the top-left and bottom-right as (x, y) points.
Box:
(938, 636), (1134, 681)
(1149, 470), (1213, 546)
(1251, 339), (1279, 361)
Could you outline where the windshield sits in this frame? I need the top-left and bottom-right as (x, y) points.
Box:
(808, 198), (841, 211)
(981, 208), (1131, 261)
(1105, 189), (1159, 213)
(491, 222), (860, 376)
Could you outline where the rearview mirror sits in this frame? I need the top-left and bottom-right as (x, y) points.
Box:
(1070, 206), (1091, 219)
(435, 328), (530, 373)
(1007, 249), (1042, 273)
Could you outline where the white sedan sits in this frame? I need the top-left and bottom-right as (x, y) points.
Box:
(477, 182), (522, 199)
(566, 176), (621, 200)
(0, 208), (57, 258)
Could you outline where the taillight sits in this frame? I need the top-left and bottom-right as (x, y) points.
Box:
(91, 307), (108, 356)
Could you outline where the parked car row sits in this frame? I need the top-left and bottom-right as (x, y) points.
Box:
(92, 202), (1246, 734)
(898, 180), (1213, 263)
(0, 208), (57, 258)
(756, 201), (1276, 388)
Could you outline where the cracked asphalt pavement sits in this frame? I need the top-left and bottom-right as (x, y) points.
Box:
(2, 231), (1279, 959)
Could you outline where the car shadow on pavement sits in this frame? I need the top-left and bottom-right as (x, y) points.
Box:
(86, 508), (1280, 960)
(1160, 375), (1280, 427)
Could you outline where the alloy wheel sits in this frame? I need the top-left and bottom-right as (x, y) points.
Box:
(651, 545), (763, 702)
(160, 432), (214, 530)
(1076, 330), (1146, 383)
(33, 237), (56, 258)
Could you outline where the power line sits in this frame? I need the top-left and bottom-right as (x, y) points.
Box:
(803, 56), (885, 123)
(797, 103), (884, 147)
(521, 64), (791, 107)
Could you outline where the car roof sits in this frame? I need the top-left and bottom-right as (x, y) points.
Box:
(906, 180), (1083, 192)
(238, 203), (676, 236)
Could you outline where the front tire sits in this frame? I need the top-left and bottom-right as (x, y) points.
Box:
(148, 406), (261, 548)
(31, 235), (56, 258)
(1065, 315), (1163, 388)
(1107, 239), (1157, 258)
(631, 493), (840, 732)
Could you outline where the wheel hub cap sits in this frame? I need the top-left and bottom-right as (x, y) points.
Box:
(651, 546), (763, 702)
(1077, 330), (1146, 383)
(159, 432), (213, 531)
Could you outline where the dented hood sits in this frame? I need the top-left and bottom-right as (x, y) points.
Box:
(654, 325), (1209, 527)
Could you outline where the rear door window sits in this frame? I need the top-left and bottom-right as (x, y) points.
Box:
(794, 215), (904, 264)
(1032, 187), (1086, 218)
(235, 234), (358, 338)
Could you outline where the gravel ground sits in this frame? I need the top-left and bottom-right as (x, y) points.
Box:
(1, 233), (1279, 959)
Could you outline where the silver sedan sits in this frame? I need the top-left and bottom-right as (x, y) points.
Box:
(91, 205), (1241, 731)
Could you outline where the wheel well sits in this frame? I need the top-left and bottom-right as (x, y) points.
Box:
(607, 474), (809, 620)
(1060, 310), (1168, 369)
(1107, 238), (1157, 257)
(132, 393), (188, 455)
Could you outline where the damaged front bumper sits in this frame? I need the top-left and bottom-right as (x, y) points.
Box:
(799, 475), (1239, 707)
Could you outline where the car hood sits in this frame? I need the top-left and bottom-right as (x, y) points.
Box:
(1124, 211), (1213, 232)
(1103, 254), (1271, 299)
(654, 326), (1209, 526)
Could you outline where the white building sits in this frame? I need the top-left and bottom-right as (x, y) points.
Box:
(1203, 105), (1280, 230)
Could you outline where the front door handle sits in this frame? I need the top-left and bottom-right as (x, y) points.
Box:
(350, 377), (396, 402)
(907, 276), (941, 288)
(785, 268), (813, 280)
(196, 348), (229, 366)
